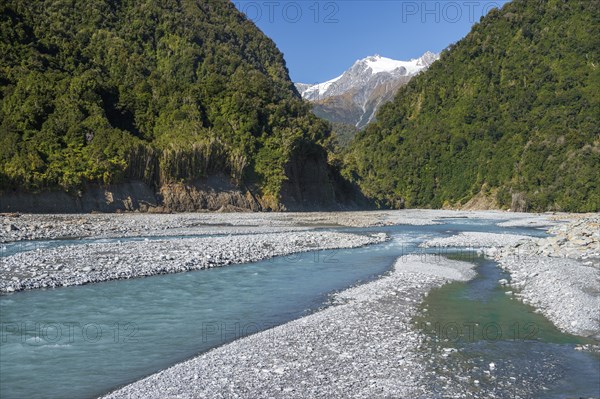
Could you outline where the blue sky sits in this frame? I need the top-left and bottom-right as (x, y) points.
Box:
(233, 0), (510, 83)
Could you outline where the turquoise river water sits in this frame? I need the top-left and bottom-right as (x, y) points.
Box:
(0, 219), (598, 398)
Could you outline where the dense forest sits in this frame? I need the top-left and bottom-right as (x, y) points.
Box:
(2, 0), (598, 213)
(0, 0), (333, 206)
(344, 0), (599, 212)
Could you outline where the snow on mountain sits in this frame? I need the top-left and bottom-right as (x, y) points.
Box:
(297, 73), (344, 98)
(295, 51), (439, 129)
(296, 51), (439, 102)
(365, 55), (418, 75)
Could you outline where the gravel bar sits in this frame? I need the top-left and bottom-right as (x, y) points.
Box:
(488, 216), (600, 338)
(0, 210), (555, 243)
(420, 232), (532, 248)
(102, 255), (476, 399)
(0, 231), (387, 294)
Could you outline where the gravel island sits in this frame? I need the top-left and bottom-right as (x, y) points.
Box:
(0, 231), (387, 293)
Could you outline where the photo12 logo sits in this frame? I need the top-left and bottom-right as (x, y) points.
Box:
(234, 1), (340, 24)
(401, 1), (505, 23)
(0, 322), (138, 345)
(418, 321), (540, 342)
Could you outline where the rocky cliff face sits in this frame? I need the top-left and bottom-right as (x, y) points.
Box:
(280, 143), (368, 211)
(0, 154), (368, 213)
(158, 177), (262, 212)
(0, 181), (159, 213)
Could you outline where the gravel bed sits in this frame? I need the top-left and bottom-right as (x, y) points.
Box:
(0, 210), (550, 243)
(2, 210), (594, 397)
(489, 215), (600, 338)
(0, 231), (387, 294)
(495, 217), (555, 228)
(420, 232), (532, 248)
(0, 213), (316, 243)
(102, 255), (476, 399)
(493, 255), (599, 337)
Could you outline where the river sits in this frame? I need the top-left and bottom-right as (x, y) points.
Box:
(1, 219), (597, 398)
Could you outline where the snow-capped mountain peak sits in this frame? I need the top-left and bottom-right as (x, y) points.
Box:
(415, 51), (439, 67)
(295, 51), (439, 128)
(296, 51), (439, 102)
(363, 54), (421, 75)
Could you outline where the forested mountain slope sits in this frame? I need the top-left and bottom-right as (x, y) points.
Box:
(344, 0), (599, 212)
(0, 0), (353, 211)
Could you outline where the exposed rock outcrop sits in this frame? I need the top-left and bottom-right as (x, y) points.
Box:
(0, 181), (158, 213)
(0, 151), (369, 213)
(159, 177), (262, 212)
